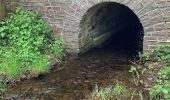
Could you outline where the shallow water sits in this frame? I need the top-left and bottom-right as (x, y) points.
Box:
(3, 48), (139, 100)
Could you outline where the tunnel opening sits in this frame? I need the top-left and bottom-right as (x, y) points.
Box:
(79, 2), (144, 58)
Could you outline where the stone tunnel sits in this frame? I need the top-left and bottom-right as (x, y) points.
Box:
(79, 2), (144, 55)
(6, 0), (170, 55)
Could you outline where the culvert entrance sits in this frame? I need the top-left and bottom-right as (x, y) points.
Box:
(79, 2), (144, 57)
(3, 3), (146, 99)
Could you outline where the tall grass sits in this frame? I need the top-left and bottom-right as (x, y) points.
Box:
(91, 81), (130, 100)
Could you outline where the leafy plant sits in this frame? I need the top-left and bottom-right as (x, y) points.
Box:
(31, 54), (50, 73)
(151, 44), (170, 61)
(129, 64), (145, 86)
(49, 37), (64, 61)
(0, 7), (64, 95)
(91, 81), (130, 100)
(149, 64), (170, 100)
(129, 44), (170, 100)
(92, 85), (113, 100)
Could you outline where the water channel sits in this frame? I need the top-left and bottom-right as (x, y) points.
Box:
(3, 47), (141, 100)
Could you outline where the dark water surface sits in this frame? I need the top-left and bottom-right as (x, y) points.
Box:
(3, 48), (139, 100)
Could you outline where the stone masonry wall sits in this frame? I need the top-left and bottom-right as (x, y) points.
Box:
(6, 0), (170, 54)
(0, 0), (6, 19)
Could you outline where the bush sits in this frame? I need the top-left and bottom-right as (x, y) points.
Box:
(0, 7), (64, 94)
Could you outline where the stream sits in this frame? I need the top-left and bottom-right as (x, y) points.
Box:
(3, 48), (139, 100)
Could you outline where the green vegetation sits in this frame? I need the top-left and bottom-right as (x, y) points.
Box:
(0, 7), (64, 95)
(91, 80), (144, 100)
(91, 44), (170, 100)
(148, 45), (170, 100)
(129, 44), (170, 100)
(91, 81), (129, 100)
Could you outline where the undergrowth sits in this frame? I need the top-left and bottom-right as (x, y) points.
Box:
(129, 44), (170, 100)
(91, 80), (143, 100)
(91, 81), (128, 100)
(0, 7), (64, 95)
(91, 44), (170, 100)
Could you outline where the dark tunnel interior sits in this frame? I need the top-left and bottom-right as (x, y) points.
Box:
(80, 2), (144, 57)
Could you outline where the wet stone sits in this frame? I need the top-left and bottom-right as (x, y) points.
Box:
(73, 81), (81, 84)
(75, 76), (80, 78)
(84, 80), (90, 83)
(81, 71), (87, 75)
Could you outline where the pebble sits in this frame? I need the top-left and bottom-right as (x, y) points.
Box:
(81, 72), (86, 74)
(84, 80), (90, 83)
(73, 81), (81, 84)
(74, 91), (78, 93)
(75, 76), (81, 79)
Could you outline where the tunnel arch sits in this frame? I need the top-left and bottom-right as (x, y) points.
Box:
(61, 0), (170, 54)
(7, 0), (170, 54)
(79, 2), (144, 56)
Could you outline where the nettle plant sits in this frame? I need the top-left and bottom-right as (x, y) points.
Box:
(0, 7), (64, 81)
(129, 44), (170, 100)
(149, 45), (170, 100)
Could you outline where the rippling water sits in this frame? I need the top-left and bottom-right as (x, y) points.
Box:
(3, 48), (140, 100)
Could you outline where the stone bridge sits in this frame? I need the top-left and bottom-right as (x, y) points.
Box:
(7, 0), (170, 55)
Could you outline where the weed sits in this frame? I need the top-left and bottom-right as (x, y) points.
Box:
(91, 81), (129, 100)
(0, 7), (64, 95)
(129, 44), (170, 100)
